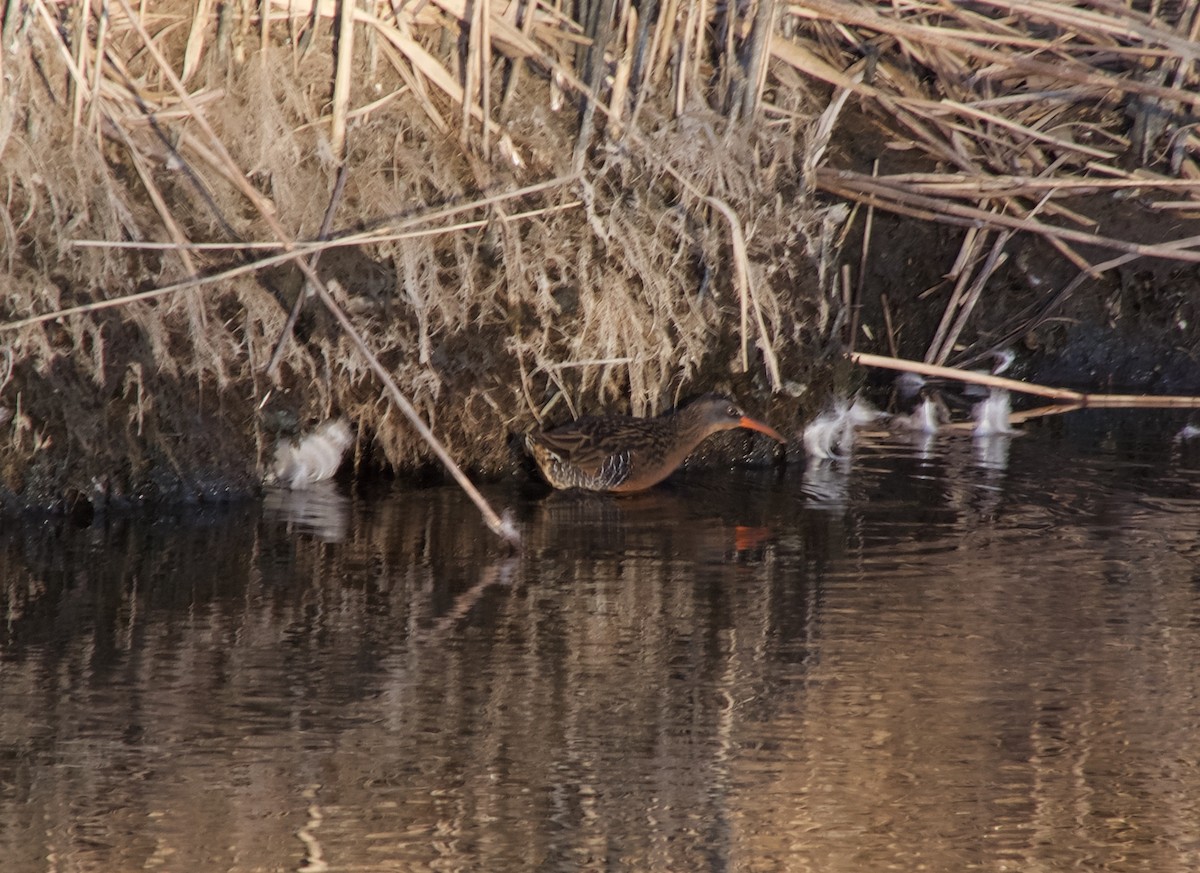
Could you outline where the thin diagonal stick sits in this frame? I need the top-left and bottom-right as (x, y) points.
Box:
(266, 164), (350, 379)
(313, 282), (520, 547)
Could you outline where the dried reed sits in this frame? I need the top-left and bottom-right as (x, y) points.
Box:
(853, 352), (1200, 407)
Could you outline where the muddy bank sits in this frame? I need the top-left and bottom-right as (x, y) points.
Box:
(4, 1), (1200, 514)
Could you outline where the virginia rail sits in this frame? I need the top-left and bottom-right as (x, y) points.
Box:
(525, 394), (786, 493)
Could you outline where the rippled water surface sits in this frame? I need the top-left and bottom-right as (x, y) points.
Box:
(6, 411), (1200, 872)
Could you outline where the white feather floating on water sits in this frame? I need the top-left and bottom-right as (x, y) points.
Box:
(803, 407), (847, 460)
(972, 390), (1016, 437)
(268, 420), (353, 489)
(804, 397), (885, 459)
(892, 395), (946, 434)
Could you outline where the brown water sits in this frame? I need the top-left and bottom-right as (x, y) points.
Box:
(5, 411), (1200, 872)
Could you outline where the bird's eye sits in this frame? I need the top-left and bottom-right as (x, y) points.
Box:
(727, 405), (738, 416)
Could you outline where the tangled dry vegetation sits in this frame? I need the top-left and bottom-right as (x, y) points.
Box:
(1, 0), (1199, 510)
(784, 0), (1200, 366)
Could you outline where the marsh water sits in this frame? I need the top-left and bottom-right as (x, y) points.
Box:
(5, 410), (1200, 872)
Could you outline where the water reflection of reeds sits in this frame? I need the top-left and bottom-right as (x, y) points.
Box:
(4, 439), (1200, 870)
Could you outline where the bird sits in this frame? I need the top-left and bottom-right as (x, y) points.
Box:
(525, 394), (786, 493)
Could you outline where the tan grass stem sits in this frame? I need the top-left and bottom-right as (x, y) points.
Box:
(21, 183), (578, 336)
(33, 0), (91, 99)
(330, 0), (355, 159)
(852, 353), (1200, 408)
(69, 181), (582, 252)
(703, 196), (782, 391)
(853, 352), (1085, 402)
(266, 164), (351, 379)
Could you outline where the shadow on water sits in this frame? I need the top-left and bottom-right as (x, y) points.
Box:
(5, 410), (1200, 871)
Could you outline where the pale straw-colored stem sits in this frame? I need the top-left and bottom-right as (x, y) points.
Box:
(853, 353), (1200, 407)
(313, 283), (520, 546)
(330, 0), (355, 159)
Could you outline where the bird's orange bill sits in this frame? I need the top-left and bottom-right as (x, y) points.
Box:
(739, 416), (786, 443)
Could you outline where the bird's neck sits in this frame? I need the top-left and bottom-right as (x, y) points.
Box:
(667, 410), (725, 455)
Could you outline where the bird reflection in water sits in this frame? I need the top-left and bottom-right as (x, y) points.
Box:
(526, 484), (775, 560)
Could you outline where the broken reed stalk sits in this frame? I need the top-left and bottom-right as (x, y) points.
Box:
(331, 0), (356, 160)
(0, 249), (318, 333)
(1068, 394), (1200, 408)
(924, 227), (988, 364)
(313, 283), (520, 547)
(462, 0), (480, 150)
(855, 352), (1083, 401)
(847, 158), (877, 356)
(111, 120), (199, 277)
(481, 0), (493, 159)
(69, 0), (89, 138)
(703, 196), (782, 390)
(70, 197), (582, 253)
(1007, 394), (1200, 426)
(282, 231), (521, 549)
(853, 353), (1200, 408)
(1007, 403), (1086, 424)
(927, 229), (1013, 366)
(32, 0), (90, 97)
(854, 174), (1200, 198)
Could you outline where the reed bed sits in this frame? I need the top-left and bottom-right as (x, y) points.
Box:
(1, 0), (1197, 508)
(0, 0), (823, 508)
